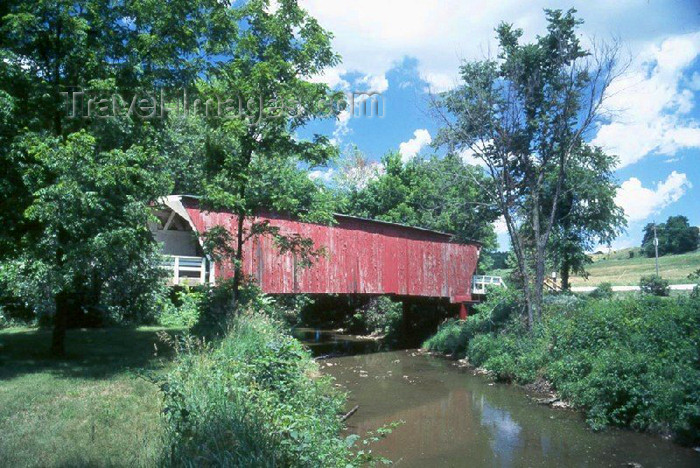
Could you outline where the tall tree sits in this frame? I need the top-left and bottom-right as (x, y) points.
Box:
(642, 216), (699, 257)
(197, 0), (341, 304)
(434, 9), (621, 326)
(0, 0), (238, 353)
(546, 144), (626, 290)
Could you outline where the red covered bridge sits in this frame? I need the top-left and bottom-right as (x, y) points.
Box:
(150, 196), (482, 316)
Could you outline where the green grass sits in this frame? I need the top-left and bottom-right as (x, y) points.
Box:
(570, 248), (700, 286)
(160, 312), (354, 466)
(0, 326), (181, 467)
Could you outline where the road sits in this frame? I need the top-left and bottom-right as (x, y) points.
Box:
(570, 284), (697, 292)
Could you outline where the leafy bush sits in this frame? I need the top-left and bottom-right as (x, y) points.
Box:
(362, 296), (402, 336)
(423, 319), (470, 356)
(639, 275), (670, 296)
(159, 312), (354, 466)
(157, 289), (203, 328)
(423, 287), (522, 357)
(546, 296), (700, 443)
(589, 282), (613, 300)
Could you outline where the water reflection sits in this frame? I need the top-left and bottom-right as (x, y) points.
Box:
(316, 350), (699, 468)
(478, 396), (521, 467)
(292, 327), (384, 356)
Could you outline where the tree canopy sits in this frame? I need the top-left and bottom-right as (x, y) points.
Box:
(338, 151), (498, 247)
(642, 216), (699, 258)
(434, 8), (621, 325)
(0, 0), (341, 352)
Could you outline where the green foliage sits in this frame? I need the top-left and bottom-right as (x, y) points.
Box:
(434, 8), (619, 325)
(347, 296), (403, 343)
(0, 0), (239, 349)
(364, 297), (403, 336)
(339, 151), (498, 247)
(194, 0), (342, 300)
(423, 287), (522, 357)
(642, 216), (699, 257)
(159, 312), (353, 467)
(589, 282), (613, 300)
(0, 131), (171, 328)
(425, 291), (700, 444)
(639, 275), (670, 297)
(158, 289), (203, 329)
(545, 145), (626, 289)
(484, 251), (510, 270)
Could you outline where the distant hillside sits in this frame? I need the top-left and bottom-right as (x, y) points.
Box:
(570, 248), (700, 287)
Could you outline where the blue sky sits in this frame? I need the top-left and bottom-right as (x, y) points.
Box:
(295, 0), (700, 250)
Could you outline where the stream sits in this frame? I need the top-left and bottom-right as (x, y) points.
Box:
(294, 328), (700, 467)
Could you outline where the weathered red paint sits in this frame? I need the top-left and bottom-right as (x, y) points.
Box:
(183, 198), (480, 303)
(459, 303), (468, 320)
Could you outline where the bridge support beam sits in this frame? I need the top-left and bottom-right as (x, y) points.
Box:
(458, 303), (468, 320)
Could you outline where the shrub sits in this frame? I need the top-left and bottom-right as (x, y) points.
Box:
(423, 319), (470, 356)
(589, 282), (614, 300)
(546, 296), (700, 443)
(639, 275), (670, 296)
(363, 296), (402, 336)
(423, 287), (522, 357)
(160, 312), (354, 466)
(157, 289), (202, 329)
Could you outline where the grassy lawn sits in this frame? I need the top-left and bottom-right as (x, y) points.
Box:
(0, 326), (180, 467)
(570, 248), (700, 287)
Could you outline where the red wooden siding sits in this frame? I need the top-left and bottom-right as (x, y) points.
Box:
(183, 199), (480, 303)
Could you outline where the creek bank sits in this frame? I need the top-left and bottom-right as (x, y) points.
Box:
(419, 348), (575, 410)
(422, 292), (700, 446)
(316, 348), (700, 467)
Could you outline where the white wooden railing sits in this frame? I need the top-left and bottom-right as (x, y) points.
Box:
(472, 275), (506, 295)
(162, 255), (207, 285)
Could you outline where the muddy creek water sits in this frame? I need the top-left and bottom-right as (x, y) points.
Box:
(294, 328), (700, 467)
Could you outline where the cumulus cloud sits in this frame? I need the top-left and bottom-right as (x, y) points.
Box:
(332, 107), (353, 143)
(308, 168), (336, 184)
(615, 171), (692, 222)
(593, 32), (700, 167)
(300, 2), (700, 166)
(457, 145), (490, 168)
(399, 129), (432, 162)
(301, 0), (698, 93)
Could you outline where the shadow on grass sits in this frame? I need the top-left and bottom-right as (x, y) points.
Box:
(0, 326), (181, 381)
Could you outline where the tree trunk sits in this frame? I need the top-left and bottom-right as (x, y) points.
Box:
(532, 239), (547, 323)
(51, 290), (71, 356)
(560, 257), (570, 291)
(231, 212), (245, 312)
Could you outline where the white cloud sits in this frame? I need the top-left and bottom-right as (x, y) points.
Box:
(308, 168), (336, 184)
(316, 71), (389, 144)
(458, 146), (489, 168)
(592, 32), (700, 167)
(333, 107), (353, 142)
(615, 171), (692, 222)
(399, 129), (432, 162)
(308, 66), (350, 90)
(301, 0), (698, 93)
(300, 1), (700, 165)
(357, 73), (389, 94)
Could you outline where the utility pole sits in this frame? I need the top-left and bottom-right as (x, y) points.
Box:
(653, 222), (660, 276)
